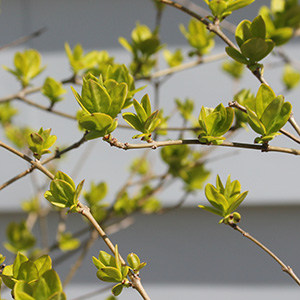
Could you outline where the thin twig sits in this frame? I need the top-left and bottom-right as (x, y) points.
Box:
(229, 223), (300, 286)
(0, 140), (54, 180)
(0, 27), (47, 51)
(0, 133), (88, 191)
(103, 135), (300, 156)
(77, 202), (151, 300)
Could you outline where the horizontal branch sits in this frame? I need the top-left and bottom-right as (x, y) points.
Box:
(103, 136), (300, 156)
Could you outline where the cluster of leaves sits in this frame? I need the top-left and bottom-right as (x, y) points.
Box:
(204, 0), (255, 21)
(199, 175), (248, 224)
(161, 145), (210, 192)
(245, 84), (292, 144)
(163, 49), (184, 67)
(226, 16), (275, 70)
(123, 94), (161, 142)
(73, 64), (145, 140)
(0, 253), (66, 300)
(44, 171), (84, 212)
(27, 127), (56, 160)
(41, 77), (67, 106)
(180, 19), (215, 57)
(119, 23), (163, 76)
(3, 221), (35, 254)
(114, 185), (161, 216)
(3, 49), (46, 88)
(282, 64), (300, 90)
(83, 181), (109, 223)
(259, 0), (300, 46)
(198, 103), (234, 144)
(92, 245), (146, 296)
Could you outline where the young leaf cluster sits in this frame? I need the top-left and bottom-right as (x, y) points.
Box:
(180, 19), (215, 57)
(44, 171), (84, 212)
(226, 16), (275, 69)
(72, 74), (128, 139)
(27, 127), (56, 160)
(161, 145), (210, 192)
(3, 49), (45, 88)
(259, 0), (300, 46)
(0, 253), (66, 300)
(92, 245), (130, 296)
(119, 23), (163, 76)
(41, 77), (67, 105)
(4, 221), (36, 254)
(198, 103), (234, 144)
(123, 94), (161, 142)
(199, 175), (248, 224)
(203, 0), (255, 21)
(245, 84), (292, 143)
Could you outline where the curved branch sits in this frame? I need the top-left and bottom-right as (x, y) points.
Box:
(230, 223), (300, 286)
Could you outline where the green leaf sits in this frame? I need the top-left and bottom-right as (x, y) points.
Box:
(107, 83), (127, 118)
(17, 261), (39, 283)
(227, 191), (248, 213)
(34, 255), (52, 276)
(13, 253), (29, 278)
(250, 15), (266, 39)
(55, 171), (76, 190)
(246, 107), (266, 135)
(112, 283), (124, 296)
(47, 292), (67, 300)
(225, 47), (249, 64)
(14, 281), (35, 300)
(50, 180), (75, 208)
(127, 253), (140, 270)
(235, 20), (252, 47)
(123, 113), (143, 132)
(97, 267), (123, 283)
(209, 0), (227, 18)
(240, 38), (274, 62)
(198, 205), (224, 216)
(226, 0), (255, 12)
(255, 84), (276, 119)
(205, 184), (228, 213)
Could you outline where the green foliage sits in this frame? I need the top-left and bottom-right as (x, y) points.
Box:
(83, 181), (108, 222)
(44, 171), (84, 211)
(93, 245), (130, 296)
(3, 49), (46, 87)
(27, 127), (57, 160)
(65, 43), (99, 75)
(180, 18), (215, 56)
(199, 175), (248, 224)
(161, 145), (210, 191)
(163, 49), (184, 67)
(72, 74), (128, 139)
(119, 22), (163, 76)
(245, 84), (292, 143)
(0, 102), (18, 125)
(203, 0), (255, 21)
(58, 232), (80, 252)
(175, 98), (195, 121)
(0, 253), (66, 300)
(123, 94), (161, 142)
(222, 60), (245, 79)
(85, 50), (115, 77)
(41, 77), (67, 105)
(198, 103), (234, 144)
(282, 64), (300, 90)
(127, 253), (147, 275)
(232, 89), (255, 129)
(114, 185), (161, 216)
(105, 64), (146, 109)
(226, 16), (275, 68)
(4, 221), (35, 254)
(259, 0), (300, 46)
(5, 125), (34, 149)
(22, 196), (40, 213)
(130, 157), (150, 175)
